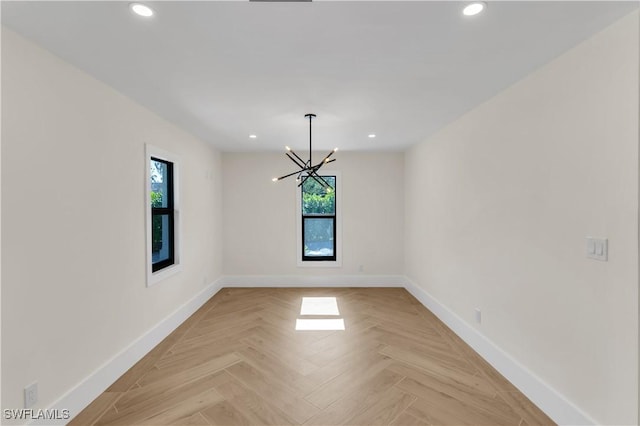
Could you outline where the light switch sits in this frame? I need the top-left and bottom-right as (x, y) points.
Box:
(586, 237), (608, 261)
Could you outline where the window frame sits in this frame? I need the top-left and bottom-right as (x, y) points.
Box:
(296, 171), (342, 267)
(150, 157), (175, 272)
(146, 144), (182, 286)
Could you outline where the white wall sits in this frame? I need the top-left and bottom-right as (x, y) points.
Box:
(405, 11), (639, 425)
(0, 24), (3, 419)
(223, 152), (404, 277)
(1, 28), (223, 416)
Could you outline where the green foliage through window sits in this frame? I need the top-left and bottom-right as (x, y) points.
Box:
(151, 191), (163, 208)
(151, 191), (163, 251)
(302, 176), (335, 215)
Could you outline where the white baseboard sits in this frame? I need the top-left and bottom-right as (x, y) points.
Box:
(221, 274), (406, 288)
(35, 278), (225, 426)
(403, 277), (597, 426)
(42, 274), (596, 426)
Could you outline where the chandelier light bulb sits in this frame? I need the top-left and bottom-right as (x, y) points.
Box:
(286, 146), (291, 151)
(272, 177), (278, 182)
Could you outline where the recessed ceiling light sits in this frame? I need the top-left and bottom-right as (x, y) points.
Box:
(249, 134), (257, 139)
(130, 3), (154, 17)
(368, 134), (376, 138)
(463, 2), (486, 16)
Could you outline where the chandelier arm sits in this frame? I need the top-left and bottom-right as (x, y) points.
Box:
(287, 148), (307, 166)
(286, 152), (306, 169)
(308, 171), (332, 189)
(312, 160), (330, 175)
(276, 169), (307, 181)
(309, 163), (333, 187)
(297, 172), (328, 189)
(309, 174), (329, 188)
(319, 149), (337, 164)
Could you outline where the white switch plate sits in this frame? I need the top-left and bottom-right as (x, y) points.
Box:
(24, 382), (38, 408)
(586, 237), (608, 261)
(474, 308), (482, 324)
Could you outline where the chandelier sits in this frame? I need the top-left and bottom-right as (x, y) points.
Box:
(272, 113), (338, 191)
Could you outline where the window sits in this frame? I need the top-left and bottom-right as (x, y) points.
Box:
(150, 157), (175, 272)
(302, 175), (336, 261)
(146, 145), (181, 286)
(298, 173), (341, 266)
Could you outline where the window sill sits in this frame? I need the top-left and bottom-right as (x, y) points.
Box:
(147, 263), (182, 287)
(297, 260), (342, 268)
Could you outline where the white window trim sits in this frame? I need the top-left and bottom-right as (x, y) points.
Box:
(146, 144), (182, 286)
(296, 170), (342, 268)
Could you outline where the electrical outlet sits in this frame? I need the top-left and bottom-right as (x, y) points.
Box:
(24, 382), (38, 408)
(358, 265), (364, 273)
(475, 308), (482, 324)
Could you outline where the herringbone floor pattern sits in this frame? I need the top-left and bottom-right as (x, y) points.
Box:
(71, 287), (555, 425)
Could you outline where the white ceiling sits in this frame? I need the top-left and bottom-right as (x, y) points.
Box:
(2, 1), (637, 152)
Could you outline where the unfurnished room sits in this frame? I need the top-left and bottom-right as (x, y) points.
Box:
(1, 1), (639, 425)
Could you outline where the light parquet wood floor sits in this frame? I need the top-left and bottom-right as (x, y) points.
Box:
(71, 288), (555, 426)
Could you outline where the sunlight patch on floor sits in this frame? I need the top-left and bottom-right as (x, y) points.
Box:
(300, 297), (340, 315)
(295, 296), (345, 331)
(295, 318), (345, 331)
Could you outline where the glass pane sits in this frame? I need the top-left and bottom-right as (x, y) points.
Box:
(302, 176), (335, 215)
(150, 159), (168, 208)
(152, 214), (171, 264)
(304, 218), (334, 257)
